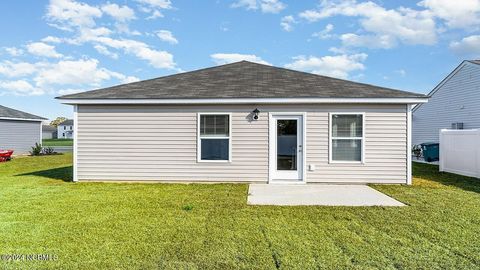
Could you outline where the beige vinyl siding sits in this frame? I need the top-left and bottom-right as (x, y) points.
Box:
(76, 104), (407, 183)
(306, 105), (407, 184)
(77, 105), (268, 182)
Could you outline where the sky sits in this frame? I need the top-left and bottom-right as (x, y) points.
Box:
(0, 0), (479, 120)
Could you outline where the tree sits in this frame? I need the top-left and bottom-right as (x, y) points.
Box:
(50, 117), (68, 127)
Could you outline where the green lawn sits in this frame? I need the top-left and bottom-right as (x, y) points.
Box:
(1, 155), (479, 269)
(42, 139), (73, 146)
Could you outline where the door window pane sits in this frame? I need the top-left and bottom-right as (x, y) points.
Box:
(277, 119), (297, 170)
(332, 139), (362, 161)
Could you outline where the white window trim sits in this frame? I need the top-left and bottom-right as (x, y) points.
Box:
(197, 112), (232, 163)
(329, 112), (365, 164)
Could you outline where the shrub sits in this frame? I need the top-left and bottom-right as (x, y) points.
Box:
(29, 143), (43, 156)
(182, 204), (194, 211)
(43, 147), (57, 155)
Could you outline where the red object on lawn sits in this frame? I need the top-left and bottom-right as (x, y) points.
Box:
(0, 150), (14, 162)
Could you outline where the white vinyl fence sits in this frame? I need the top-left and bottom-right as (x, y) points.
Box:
(439, 129), (480, 178)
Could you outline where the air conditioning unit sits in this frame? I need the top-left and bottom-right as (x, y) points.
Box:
(451, 122), (464, 129)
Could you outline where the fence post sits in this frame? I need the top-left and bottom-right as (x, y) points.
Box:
(477, 130), (480, 178)
(439, 129), (445, 172)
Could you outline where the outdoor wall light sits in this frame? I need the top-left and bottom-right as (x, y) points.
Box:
(252, 108), (260, 120)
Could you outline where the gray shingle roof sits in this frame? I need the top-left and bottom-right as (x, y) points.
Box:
(57, 61), (426, 100)
(59, 119), (74, 126)
(0, 105), (46, 120)
(42, 125), (57, 132)
(468, 60), (480, 65)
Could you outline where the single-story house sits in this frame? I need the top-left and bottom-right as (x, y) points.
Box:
(57, 61), (428, 184)
(413, 60), (480, 145)
(42, 125), (57, 139)
(57, 119), (74, 139)
(0, 105), (46, 154)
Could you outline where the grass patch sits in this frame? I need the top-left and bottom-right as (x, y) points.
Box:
(1, 155), (479, 269)
(182, 204), (194, 211)
(42, 139), (73, 146)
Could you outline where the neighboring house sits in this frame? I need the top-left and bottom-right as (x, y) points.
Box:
(413, 60), (480, 145)
(57, 119), (74, 139)
(42, 125), (57, 139)
(0, 105), (46, 154)
(57, 61), (428, 184)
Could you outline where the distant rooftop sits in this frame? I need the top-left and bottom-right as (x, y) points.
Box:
(42, 125), (57, 132)
(59, 119), (74, 126)
(0, 105), (46, 121)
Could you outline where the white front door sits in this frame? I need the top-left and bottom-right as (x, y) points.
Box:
(270, 114), (304, 182)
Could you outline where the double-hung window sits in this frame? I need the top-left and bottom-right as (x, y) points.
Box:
(330, 113), (364, 163)
(198, 113), (231, 162)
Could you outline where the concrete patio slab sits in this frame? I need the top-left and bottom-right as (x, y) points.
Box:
(247, 184), (405, 206)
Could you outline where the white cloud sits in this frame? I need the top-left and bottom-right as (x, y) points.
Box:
(284, 53), (368, 79)
(43, 0), (177, 70)
(280, 15), (296, 32)
(419, 0), (480, 29)
(135, 0), (172, 9)
(26, 42), (63, 58)
(4, 47), (24, 56)
(450, 35), (480, 55)
(0, 61), (39, 77)
(34, 58), (114, 87)
(312, 24), (334, 40)
(46, 0), (102, 30)
(101, 3), (135, 22)
(135, 0), (172, 19)
(0, 58), (139, 96)
(299, 1), (437, 48)
(260, 0), (286, 13)
(0, 80), (43, 96)
(92, 37), (177, 69)
(231, 0), (258, 10)
(41, 36), (63, 43)
(66, 29), (177, 69)
(328, 46), (347, 54)
(156, 30), (178, 44)
(76, 27), (113, 43)
(101, 3), (137, 34)
(340, 33), (397, 49)
(121, 76), (140, 84)
(210, 53), (271, 65)
(232, 0), (286, 13)
(93, 44), (118, 59)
